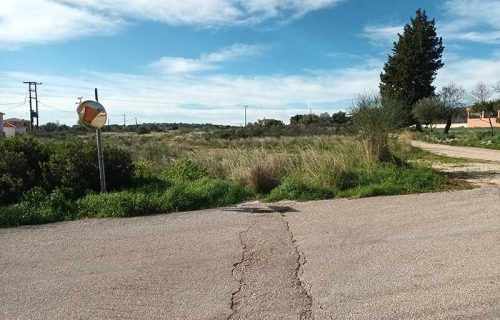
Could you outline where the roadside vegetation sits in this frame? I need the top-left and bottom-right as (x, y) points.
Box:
(1, 122), (455, 227)
(416, 128), (500, 150)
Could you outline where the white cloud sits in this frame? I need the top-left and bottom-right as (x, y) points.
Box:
(0, 0), (344, 47)
(0, 59), (381, 125)
(0, 0), (121, 48)
(437, 56), (500, 95)
(151, 44), (266, 75)
(361, 25), (402, 44)
(362, 0), (500, 46)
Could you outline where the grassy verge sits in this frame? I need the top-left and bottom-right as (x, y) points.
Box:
(1, 135), (456, 228)
(415, 128), (500, 150)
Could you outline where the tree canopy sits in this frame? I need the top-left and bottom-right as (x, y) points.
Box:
(380, 9), (444, 126)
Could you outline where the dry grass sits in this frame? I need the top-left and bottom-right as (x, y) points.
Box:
(191, 136), (374, 192)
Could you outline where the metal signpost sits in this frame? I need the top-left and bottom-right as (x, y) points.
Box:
(76, 89), (108, 193)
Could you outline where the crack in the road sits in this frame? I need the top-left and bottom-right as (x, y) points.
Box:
(228, 225), (252, 320)
(281, 213), (313, 320)
(228, 213), (313, 320)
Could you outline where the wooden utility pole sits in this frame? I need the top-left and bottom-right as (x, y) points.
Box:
(23, 81), (42, 131)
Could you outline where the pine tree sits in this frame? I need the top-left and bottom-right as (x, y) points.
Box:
(380, 9), (444, 126)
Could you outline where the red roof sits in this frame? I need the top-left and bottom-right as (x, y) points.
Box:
(4, 122), (17, 128)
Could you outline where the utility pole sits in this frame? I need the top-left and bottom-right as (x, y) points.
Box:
(244, 105), (248, 127)
(135, 117), (138, 130)
(23, 81), (42, 132)
(123, 113), (126, 128)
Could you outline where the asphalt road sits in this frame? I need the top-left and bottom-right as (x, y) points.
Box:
(2, 187), (499, 319)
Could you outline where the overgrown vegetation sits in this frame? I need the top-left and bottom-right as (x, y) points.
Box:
(1, 120), (454, 228)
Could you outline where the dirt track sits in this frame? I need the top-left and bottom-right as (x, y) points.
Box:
(411, 140), (500, 162)
(411, 140), (500, 186)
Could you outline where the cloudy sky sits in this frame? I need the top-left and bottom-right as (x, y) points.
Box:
(1, 0), (500, 125)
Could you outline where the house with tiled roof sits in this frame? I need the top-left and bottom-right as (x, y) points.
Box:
(0, 114), (28, 137)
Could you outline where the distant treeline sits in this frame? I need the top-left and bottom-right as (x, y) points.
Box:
(36, 111), (353, 138)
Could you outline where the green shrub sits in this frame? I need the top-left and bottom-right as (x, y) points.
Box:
(76, 178), (250, 218)
(0, 188), (76, 227)
(267, 176), (335, 202)
(162, 159), (208, 182)
(0, 137), (134, 205)
(43, 140), (134, 196)
(338, 165), (446, 198)
(77, 191), (164, 218)
(0, 137), (49, 205)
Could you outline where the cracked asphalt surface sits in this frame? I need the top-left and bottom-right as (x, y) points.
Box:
(1, 188), (500, 319)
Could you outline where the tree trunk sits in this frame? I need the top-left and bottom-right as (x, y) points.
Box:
(489, 118), (495, 136)
(415, 122), (423, 132)
(444, 116), (452, 135)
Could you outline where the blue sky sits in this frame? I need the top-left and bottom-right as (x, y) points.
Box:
(1, 0), (500, 125)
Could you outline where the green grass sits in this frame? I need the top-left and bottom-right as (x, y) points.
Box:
(0, 178), (252, 227)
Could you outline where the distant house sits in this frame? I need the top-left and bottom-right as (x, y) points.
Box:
(2, 117), (29, 137)
(467, 110), (500, 129)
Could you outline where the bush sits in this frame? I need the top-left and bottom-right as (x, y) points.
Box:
(267, 176), (335, 202)
(0, 137), (49, 205)
(247, 164), (280, 194)
(43, 140), (134, 197)
(338, 165), (446, 198)
(0, 188), (75, 227)
(0, 138), (134, 206)
(162, 159), (208, 182)
(76, 178), (251, 218)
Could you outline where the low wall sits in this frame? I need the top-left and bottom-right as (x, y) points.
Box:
(468, 118), (500, 128)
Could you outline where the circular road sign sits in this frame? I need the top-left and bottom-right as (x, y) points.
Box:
(77, 100), (107, 129)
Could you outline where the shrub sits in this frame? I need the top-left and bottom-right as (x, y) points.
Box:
(0, 188), (75, 227)
(0, 138), (134, 205)
(77, 191), (164, 218)
(247, 164), (280, 194)
(76, 178), (251, 218)
(162, 159), (208, 182)
(0, 137), (49, 205)
(43, 140), (134, 196)
(267, 176), (335, 202)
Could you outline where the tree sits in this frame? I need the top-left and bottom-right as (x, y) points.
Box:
(331, 111), (350, 125)
(412, 97), (443, 132)
(439, 83), (465, 134)
(255, 119), (284, 128)
(471, 82), (492, 104)
(471, 100), (499, 136)
(380, 9), (444, 127)
(351, 95), (403, 162)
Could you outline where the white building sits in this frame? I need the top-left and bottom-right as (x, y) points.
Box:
(0, 115), (28, 137)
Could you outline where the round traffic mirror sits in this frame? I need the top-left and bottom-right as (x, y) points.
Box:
(77, 100), (107, 129)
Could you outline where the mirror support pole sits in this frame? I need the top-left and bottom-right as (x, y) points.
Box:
(95, 88), (107, 193)
(96, 128), (107, 193)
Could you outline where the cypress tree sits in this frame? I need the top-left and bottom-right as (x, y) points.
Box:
(380, 9), (444, 127)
